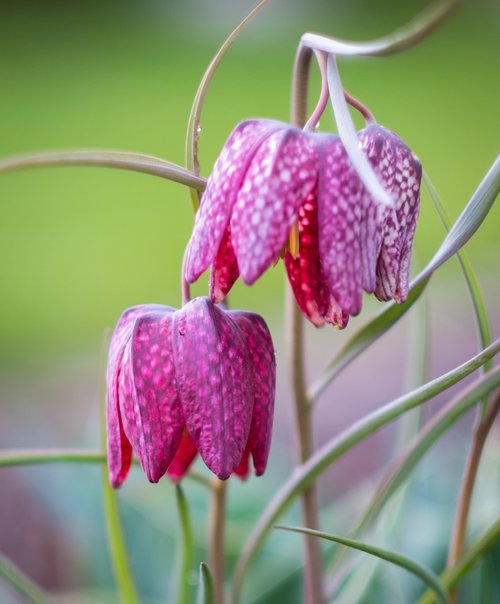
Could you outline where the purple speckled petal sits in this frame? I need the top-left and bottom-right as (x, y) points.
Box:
(106, 304), (172, 487)
(172, 298), (254, 480)
(209, 226), (240, 303)
(231, 127), (318, 285)
(317, 135), (363, 316)
(184, 119), (285, 283)
(118, 309), (184, 483)
(284, 193), (349, 329)
(359, 125), (421, 302)
(230, 310), (276, 475)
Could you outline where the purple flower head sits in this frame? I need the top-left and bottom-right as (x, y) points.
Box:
(184, 120), (421, 328)
(106, 298), (276, 487)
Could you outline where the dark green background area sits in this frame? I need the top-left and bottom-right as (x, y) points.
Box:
(0, 0), (498, 363)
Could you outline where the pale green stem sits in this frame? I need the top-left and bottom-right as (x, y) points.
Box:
(0, 149), (206, 190)
(175, 485), (194, 604)
(208, 478), (227, 604)
(0, 552), (54, 604)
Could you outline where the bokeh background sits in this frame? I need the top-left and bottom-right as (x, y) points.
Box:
(0, 0), (499, 602)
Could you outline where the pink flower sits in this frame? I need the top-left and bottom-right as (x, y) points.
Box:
(184, 120), (421, 327)
(106, 298), (275, 487)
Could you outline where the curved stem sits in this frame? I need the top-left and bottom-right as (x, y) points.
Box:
(208, 478), (227, 604)
(344, 91), (376, 124)
(0, 149), (206, 191)
(289, 44), (324, 604)
(446, 391), (500, 603)
(303, 51), (329, 133)
(0, 553), (54, 604)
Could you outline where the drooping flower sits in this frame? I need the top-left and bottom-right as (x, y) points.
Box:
(106, 298), (276, 487)
(184, 119), (421, 327)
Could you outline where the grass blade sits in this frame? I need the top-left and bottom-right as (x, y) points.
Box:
(0, 149), (206, 190)
(232, 339), (499, 602)
(276, 526), (448, 604)
(0, 552), (54, 604)
(196, 562), (215, 604)
(174, 485), (195, 604)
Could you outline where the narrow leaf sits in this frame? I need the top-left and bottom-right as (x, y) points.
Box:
(326, 54), (393, 207)
(175, 485), (194, 604)
(0, 552), (54, 604)
(185, 0), (273, 209)
(417, 518), (500, 604)
(276, 526), (448, 604)
(196, 563), (215, 604)
(0, 149), (206, 190)
(232, 339), (499, 602)
(301, 0), (458, 57)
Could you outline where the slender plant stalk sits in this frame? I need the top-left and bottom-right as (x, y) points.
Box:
(175, 485), (195, 604)
(446, 391), (500, 603)
(208, 478), (227, 604)
(0, 149), (206, 191)
(0, 553), (54, 604)
(287, 287), (324, 604)
(289, 40), (324, 604)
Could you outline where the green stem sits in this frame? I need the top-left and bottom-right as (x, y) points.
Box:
(175, 485), (195, 604)
(0, 552), (54, 604)
(231, 340), (499, 602)
(208, 479), (227, 604)
(417, 518), (500, 604)
(0, 149), (206, 190)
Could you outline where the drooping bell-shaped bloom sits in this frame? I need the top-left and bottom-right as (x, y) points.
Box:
(106, 298), (276, 487)
(184, 119), (421, 328)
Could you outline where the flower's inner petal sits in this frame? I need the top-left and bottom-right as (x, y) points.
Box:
(317, 136), (363, 316)
(185, 120), (284, 284)
(173, 298), (254, 480)
(230, 311), (276, 475)
(231, 128), (318, 285)
(209, 226), (240, 303)
(167, 430), (198, 481)
(285, 194), (329, 327)
(119, 311), (184, 483)
(106, 304), (171, 488)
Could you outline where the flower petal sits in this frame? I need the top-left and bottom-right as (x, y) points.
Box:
(231, 127), (318, 285)
(167, 430), (198, 481)
(317, 135), (363, 315)
(106, 304), (171, 487)
(284, 193), (348, 328)
(184, 119), (284, 283)
(172, 298), (254, 480)
(230, 310), (276, 476)
(119, 309), (184, 483)
(359, 125), (421, 302)
(209, 226), (240, 303)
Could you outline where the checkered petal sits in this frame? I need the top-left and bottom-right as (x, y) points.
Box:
(317, 135), (363, 316)
(230, 310), (276, 476)
(172, 298), (254, 480)
(231, 127), (318, 285)
(209, 226), (240, 303)
(118, 307), (184, 484)
(106, 304), (171, 487)
(184, 119), (284, 283)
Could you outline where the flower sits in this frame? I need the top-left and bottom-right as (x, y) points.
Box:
(106, 298), (276, 487)
(184, 119), (422, 327)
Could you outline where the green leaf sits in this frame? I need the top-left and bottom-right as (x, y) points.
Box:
(310, 155), (499, 402)
(0, 149), (206, 190)
(416, 518), (500, 604)
(301, 0), (458, 56)
(276, 526), (448, 604)
(174, 485), (194, 604)
(184, 0), (273, 210)
(196, 563), (215, 604)
(0, 552), (54, 604)
(232, 339), (499, 602)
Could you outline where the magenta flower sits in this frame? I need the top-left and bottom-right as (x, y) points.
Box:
(184, 119), (421, 327)
(106, 298), (276, 487)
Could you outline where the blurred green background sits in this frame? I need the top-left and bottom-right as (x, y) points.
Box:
(0, 0), (498, 602)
